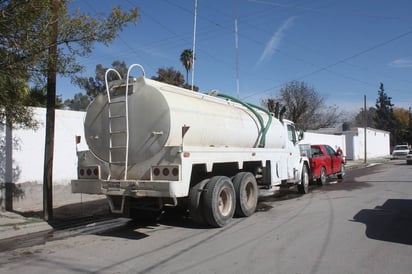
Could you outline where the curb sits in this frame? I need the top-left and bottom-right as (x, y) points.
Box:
(0, 212), (53, 241)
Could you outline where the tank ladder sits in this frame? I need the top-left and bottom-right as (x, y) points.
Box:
(105, 64), (145, 180)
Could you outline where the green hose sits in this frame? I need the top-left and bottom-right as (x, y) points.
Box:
(213, 93), (272, 148)
(247, 102), (273, 147)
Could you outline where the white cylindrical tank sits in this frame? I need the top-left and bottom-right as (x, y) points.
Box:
(84, 77), (286, 165)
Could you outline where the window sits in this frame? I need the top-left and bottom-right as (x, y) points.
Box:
(287, 124), (297, 144)
(324, 145), (336, 156)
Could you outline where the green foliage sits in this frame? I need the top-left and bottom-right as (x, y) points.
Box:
(0, 0), (53, 80)
(0, 0), (139, 127)
(152, 67), (185, 87)
(26, 85), (64, 109)
(0, 75), (37, 129)
(64, 92), (90, 111)
(408, 110), (412, 145)
(374, 83), (396, 132)
(151, 66), (199, 91)
(74, 60), (128, 99)
(180, 49), (194, 84)
(350, 83), (411, 145)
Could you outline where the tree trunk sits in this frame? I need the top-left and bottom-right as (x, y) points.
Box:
(43, 0), (59, 221)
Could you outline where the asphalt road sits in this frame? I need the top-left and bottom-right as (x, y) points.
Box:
(0, 160), (411, 274)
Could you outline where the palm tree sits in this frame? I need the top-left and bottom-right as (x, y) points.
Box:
(180, 49), (194, 84)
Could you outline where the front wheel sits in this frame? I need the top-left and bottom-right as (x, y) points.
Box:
(317, 167), (327, 186)
(298, 165), (310, 194)
(337, 164), (345, 180)
(202, 176), (236, 227)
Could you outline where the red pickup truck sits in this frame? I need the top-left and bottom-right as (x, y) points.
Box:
(308, 144), (345, 185)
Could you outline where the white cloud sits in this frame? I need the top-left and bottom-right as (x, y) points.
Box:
(255, 16), (296, 68)
(389, 58), (412, 68)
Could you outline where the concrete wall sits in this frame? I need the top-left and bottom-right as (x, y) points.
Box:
(1, 107), (86, 186)
(347, 128), (391, 160)
(301, 132), (346, 155)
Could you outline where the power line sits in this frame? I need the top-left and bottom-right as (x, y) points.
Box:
(243, 28), (412, 100)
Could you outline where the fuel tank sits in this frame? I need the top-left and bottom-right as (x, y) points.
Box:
(84, 76), (286, 165)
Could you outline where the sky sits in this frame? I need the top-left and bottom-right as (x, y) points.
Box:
(58, 0), (412, 116)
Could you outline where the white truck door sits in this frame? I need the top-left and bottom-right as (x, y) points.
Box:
(286, 124), (301, 179)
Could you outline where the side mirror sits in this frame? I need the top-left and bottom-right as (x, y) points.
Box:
(298, 130), (304, 141)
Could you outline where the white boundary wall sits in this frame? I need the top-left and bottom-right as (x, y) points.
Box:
(301, 132), (346, 155)
(345, 127), (390, 160)
(1, 107), (86, 186)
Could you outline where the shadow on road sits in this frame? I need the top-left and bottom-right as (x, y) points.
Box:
(352, 199), (412, 245)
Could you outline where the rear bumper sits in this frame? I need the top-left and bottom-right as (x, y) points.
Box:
(71, 179), (178, 198)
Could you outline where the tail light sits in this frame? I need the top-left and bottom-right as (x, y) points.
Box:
(151, 166), (180, 181)
(78, 166), (100, 179)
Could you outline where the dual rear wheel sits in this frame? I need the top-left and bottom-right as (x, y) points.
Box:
(189, 173), (258, 227)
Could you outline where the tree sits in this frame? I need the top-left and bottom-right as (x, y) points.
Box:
(152, 67), (185, 87)
(393, 107), (410, 145)
(350, 107), (378, 128)
(374, 83), (397, 145)
(262, 80), (342, 130)
(180, 49), (194, 84)
(0, 1), (48, 129)
(0, 75), (36, 211)
(64, 92), (90, 111)
(1, 1), (139, 216)
(407, 108), (412, 145)
(0, 1), (139, 127)
(74, 60), (129, 100)
(0, 75), (37, 129)
(27, 85), (64, 109)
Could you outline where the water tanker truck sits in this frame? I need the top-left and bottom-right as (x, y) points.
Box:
(71, 64), (310, 227)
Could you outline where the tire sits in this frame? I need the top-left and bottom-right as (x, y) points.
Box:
(317, 167), (327, 186)
(337, 164), (345, 180)
(298, 165), (309, 194)
(188, 179), (210, 226)
(202, 176), (236, 227)
(232, 172), (258, 217)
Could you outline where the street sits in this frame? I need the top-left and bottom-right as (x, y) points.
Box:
(1, 160), (411, 274)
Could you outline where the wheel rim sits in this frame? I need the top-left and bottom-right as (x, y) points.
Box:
(218, 187), (232, 217)
(321, 168), (326, 183)
(303, 167), (309, 190)
(244, 182), (255, 208)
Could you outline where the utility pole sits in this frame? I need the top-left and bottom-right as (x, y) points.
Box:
(364, 95), (367, 164)
(43, 0), (59, 221)
(191, 0), (197, 91)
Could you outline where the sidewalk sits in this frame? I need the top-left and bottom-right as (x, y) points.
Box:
(0, 158), (390, 242)
(345, 157), (390, 170)
(0, 184), (109, 241)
